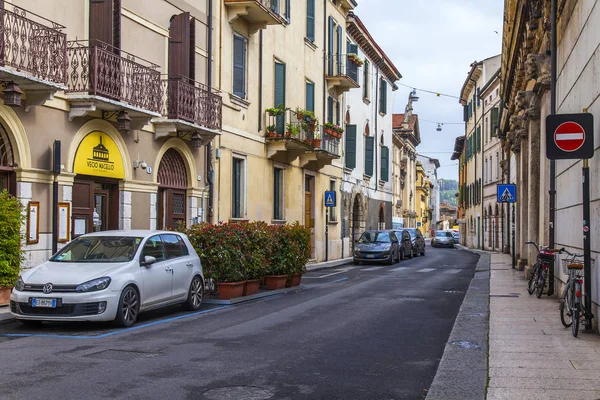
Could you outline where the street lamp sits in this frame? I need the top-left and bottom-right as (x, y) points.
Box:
(409, 89), (419, 102)
(116, 110), (131, 135)
(436, 123), (442, 132)
(2, 82), (23, 107)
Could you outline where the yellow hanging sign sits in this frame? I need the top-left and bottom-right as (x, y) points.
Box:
(73, 131), (125, 179)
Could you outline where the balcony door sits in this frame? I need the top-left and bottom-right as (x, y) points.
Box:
(89, 0), (122, 98)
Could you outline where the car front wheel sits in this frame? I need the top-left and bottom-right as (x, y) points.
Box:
(183, 275), (204, 311)
(115, 286), (140, 328)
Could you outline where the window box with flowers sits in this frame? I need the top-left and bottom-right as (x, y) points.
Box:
(347, 53), (364, 67)
(324, 122), (343, 139)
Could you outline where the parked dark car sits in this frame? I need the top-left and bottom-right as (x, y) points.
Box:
(353, 230), (400, 265)
(432, 230), (455, 248)
(404, 228), (425, 257)
(392, 229), (413, 260)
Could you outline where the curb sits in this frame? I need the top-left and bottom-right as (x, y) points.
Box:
(306, 257), (353, 272)
(426, 247), (490, 400)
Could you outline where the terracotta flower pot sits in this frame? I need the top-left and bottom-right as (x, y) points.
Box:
(324, 127), (334, 136)
(264, 275), (287, 290)
(286, 274), (302, 288)
(243, 279), (260, 296)
(217, 281), (245, 300)
(312, 139), (321, 148)
(0, 286), (12, 306)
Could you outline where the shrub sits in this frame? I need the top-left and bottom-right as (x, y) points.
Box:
(0, 190), (24, 287)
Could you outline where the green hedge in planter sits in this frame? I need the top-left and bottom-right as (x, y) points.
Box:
(0, 190), (24, 287)
(182, 221), (311, 284)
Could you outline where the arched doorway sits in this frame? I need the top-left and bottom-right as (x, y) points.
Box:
(378, 205), (385, 230)
(495, 204), (500, 249)
(0, 122), (16, 195)
(158, 148), (188, 229)
(488, 204), (493, 250)
(351, 194), (365, 244)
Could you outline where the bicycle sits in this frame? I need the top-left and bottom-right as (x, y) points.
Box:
(526, 241), (560, 298)
(559, 249), (595, 337)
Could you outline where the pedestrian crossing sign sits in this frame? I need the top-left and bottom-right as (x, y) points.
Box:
(497, 184), (517, 203)
(324, 191), (336, 207)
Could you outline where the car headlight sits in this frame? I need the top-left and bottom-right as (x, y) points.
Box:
(14, 276), (24, 291)
(76, 277), (111, 292)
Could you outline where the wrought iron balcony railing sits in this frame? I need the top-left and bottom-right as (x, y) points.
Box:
(161, 76), (223, 131)
(326, 53), (360, 84)
(67, 40), (161, 113)
(0, 5), (67, 85)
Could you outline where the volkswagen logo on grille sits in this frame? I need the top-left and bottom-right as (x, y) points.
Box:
(42, 283), (53, 294)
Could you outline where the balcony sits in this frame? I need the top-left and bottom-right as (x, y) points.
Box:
(154, 76), (223, 146)
(265, 110), (340, 168)
(326, 54), (360, 97)
(224, 0), (286, 36)
(0, 5), (67, 111)
(66, 40), (161, 129)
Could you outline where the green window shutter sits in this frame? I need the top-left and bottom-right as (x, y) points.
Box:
(345, 125), (357, 169)
(274, 168), (281, 220)
(327, 96), (334, 124)
(477, 126), (481, 152)
(271, 0), (279, 14)
(335, 99), (340, 125)
(365, 136), (374, 176)
(274, 62), (286, 134)
(491, 107), (499, 136)
(468, 101), (472, 119)
(306, 81), (315, 112)
(476, 88), (481, 107)
(337, 25), (342, 75)
(379, 78), (387, 114)
(233, 35), (246, 98)
(363, 59), (369, 99)
(347, 42), (359, 82)
(381, 146), (389, 182)
(306, 0), (315, 41)
(233, 159), (242, 218)
(327, 17), (334, 75)
(285, 0), (290, 21)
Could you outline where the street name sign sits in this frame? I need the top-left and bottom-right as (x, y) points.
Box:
(324, 191), (336, 207)
(546, 113), (594, 159)
(497, 184), (517, 203)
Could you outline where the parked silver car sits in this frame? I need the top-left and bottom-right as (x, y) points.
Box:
(432, 231), (455, 248)
(353, 230), (400, 265)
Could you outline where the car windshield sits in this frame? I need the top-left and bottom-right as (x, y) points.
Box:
(436, 232), (453, 237)
(50, 236), (143, 263)
(358, 231), (391, 243)
(405, 229), (417, 238)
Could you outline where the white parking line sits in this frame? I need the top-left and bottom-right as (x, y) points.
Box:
(391, 266), (408, 272)
(416, 268), (436, 273)
(445, 269), (462, 274)
(362, 266), (385, 271)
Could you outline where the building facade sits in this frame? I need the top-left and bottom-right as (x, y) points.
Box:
(341, 12), (401, 252)
(0, 0), (220, 268)
(457, 55), (501, 249)
(417, 154), (440, 234)
(415, 162), (432, 236)
(392, 106), (420, 228)
(501, 0), (600, 331)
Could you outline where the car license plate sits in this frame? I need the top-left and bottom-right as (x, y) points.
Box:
(31, 298), (57, 308)
(366, 254), (376, 258)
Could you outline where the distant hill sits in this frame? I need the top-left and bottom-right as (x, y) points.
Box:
(438, 179), (458, 207)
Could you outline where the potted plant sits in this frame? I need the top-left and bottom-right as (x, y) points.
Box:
(347, 53), (364, 67)
(0, 190), (24, 306)
(243, 222), (269, 296)
(286, 122), (300, 138)
(334, 124), (344, 139)
(266, 124), (277, 138)
(263, 225), (289, 290)
(266, 104), (286, 117)
(323, 122), (336, 137)
(295, 107), (306, 120)
(286, 223), (310, 287)
(312, 130), (322, 148)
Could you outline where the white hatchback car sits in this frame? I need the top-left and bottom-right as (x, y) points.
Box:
(10, 230), (204, 327)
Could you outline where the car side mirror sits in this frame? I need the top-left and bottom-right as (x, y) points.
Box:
(141, 255), (156, 267)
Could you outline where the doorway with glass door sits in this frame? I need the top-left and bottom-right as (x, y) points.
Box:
(72, 178), (119, 236)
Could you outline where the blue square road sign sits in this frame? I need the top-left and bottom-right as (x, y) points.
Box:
(497, 184), (517, 203)
(324, 191), (336, 207)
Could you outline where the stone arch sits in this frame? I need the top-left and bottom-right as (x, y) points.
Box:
(378, 203), (385, 230)
(67, 119), (132, 180)
(153, 138), (197, 189)
(350, 191), (366, 244)
(364, 121), (370, 136)
(0, 105), (31, 169)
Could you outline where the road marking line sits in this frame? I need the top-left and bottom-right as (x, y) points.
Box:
(445, 269), (462, 274)
(417, 268), (436, 273)
(303, 270), (348, 279)
(362, 266), (384, 271)
(391, 267), (408, 272)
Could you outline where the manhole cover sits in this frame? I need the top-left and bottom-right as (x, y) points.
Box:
(393, 296), (424, 302)
(204, 386), (274, 400)
(448, 340), (481, 349)
(86, 349), (164, 361)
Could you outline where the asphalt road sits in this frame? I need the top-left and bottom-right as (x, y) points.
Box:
(0, 245), (479, 400)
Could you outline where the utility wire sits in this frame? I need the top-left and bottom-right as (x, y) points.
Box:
(419, 118), (464, 125)
(397, 82), (460, 99)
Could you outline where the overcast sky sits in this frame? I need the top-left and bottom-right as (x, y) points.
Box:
(354, 0), (503, 181)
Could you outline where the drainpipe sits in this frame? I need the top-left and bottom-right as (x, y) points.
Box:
(258, 30), (263, 132)
(207, 0), (214, 223)
(479, 89), (485, 251)
(548, 0), (557, 295)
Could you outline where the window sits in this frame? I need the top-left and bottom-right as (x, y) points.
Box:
(347, 42), (359, 82)
(306, 0), (315, 41)
(329, 180), (337, 222)
(327, 96), (334, 124)
(306, 81), (315, 112)
(363, 59), (370, 100)
(381, 146), (389, 181)
(233, 34), (247, 98)
(274, 167), (284, 220)
(274, 61), (286, 134)
(491, 107), (499, 137)
(162, 234), (184, 259)
(168, 13), (196, 82)
(485, 117), (488, 143)
(345, 125), (357, 169)
(142, 235), (165, 262)
(496, 152), (499, 180)
(379, 78), (388, 114)
(365, 136), (374, 176)
(485, 158), (488, 183)
(476, 126), (481, 152)
(232, 157), (246, 218)
(327, 16), (334, 75)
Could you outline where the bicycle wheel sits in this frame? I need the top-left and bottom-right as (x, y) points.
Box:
(536, 269), (547, 298)
(572, 307), (580, 337)
(560, 284), (573, 327)
(527, 264), (539, 295)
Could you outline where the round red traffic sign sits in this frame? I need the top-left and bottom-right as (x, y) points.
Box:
(554, 121), (585, 152)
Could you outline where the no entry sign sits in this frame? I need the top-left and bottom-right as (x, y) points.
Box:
(546, 113), (594, 159)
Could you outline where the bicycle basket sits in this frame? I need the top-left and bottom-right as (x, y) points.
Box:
(560, 258), (595, 275)
(538, 252), (556, 263)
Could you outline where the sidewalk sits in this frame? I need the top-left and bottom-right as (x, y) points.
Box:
(488, 252), (600, 400)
